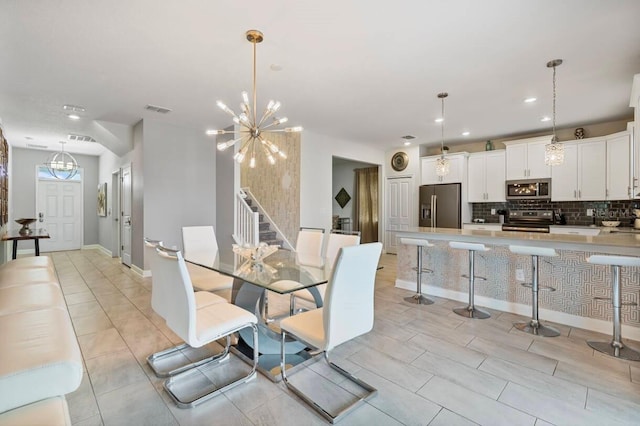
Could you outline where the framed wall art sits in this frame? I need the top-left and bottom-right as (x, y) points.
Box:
(97, 182), (107, 217)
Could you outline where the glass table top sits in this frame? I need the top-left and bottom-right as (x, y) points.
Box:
(185, 248), (330, 294)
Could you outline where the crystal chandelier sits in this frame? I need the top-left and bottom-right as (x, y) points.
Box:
(435, 92), (450, 176)
(44, 141), (78, 179)
(207, 30), (302, 168)
(544, 59), (564, 166)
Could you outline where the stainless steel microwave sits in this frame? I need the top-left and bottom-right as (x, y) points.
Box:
(505, 179), (551, 200)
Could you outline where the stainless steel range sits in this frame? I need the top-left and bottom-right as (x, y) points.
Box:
(502, 210), (554, 233)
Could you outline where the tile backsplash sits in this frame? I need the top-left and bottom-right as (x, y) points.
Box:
(472, 199), (640, 226)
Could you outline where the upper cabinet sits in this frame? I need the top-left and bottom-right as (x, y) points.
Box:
(631, 74), (640, 198)
(504, 135), (553, 180)
(551, 139), (606, 201)
(606, 131), (632, 200)
(467, 150), (506, 202)
(421, 153), (467, 185)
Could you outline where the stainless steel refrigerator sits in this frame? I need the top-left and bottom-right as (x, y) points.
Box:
(419, 183), (462, 228)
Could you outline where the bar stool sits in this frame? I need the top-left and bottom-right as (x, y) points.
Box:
(586, 255), (640, 361)
(509, 245), (560, 337)
(400, 237), (434, 305)
(449, 241), (490, 319)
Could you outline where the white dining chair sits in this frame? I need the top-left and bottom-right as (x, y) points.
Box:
(280, 242), (382, 423)
(155, 244), (259, 408)
(289, 230), (360, 314)
(144, 238), (228, 378)
(182, 226), (233, 294)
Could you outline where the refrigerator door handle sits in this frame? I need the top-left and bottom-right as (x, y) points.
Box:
(432, 195), (437, 227)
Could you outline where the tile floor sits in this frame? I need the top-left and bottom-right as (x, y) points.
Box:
(50, 249), (640, 426)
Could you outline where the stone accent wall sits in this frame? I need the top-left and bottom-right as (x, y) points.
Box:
(240, 132), (300, 245)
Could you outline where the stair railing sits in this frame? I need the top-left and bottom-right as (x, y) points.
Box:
(235, 189), (260, 246)
(240, 187), (294, 251)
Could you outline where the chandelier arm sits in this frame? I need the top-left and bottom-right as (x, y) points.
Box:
(256, 109), (276, 128)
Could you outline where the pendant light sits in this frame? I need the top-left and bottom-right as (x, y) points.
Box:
(44, 141), (78, 179)
(435, 92), (450, 176)
(208, 30), (302, 168)
(544, 59), (564, 166)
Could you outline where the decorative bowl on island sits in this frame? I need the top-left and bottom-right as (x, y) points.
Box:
(601, 220), (620, 227)
(15, 218), (37, 235)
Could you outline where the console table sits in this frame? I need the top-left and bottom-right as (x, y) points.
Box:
(2, 229), (50, 260)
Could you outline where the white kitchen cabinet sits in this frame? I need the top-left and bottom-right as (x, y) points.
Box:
(421, 153), (467, 184)
(462, 223), (503, 231)
(467, 150), (505, 202)
(631, 74), (640, 198)
(606, 131), (632, 200)
(551, 139), (606, 201)
(549, 226), (600, 236)
(504, 135), (553, 180)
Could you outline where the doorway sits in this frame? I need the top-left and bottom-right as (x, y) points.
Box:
(331, 157), (380, 243)
(111, 169), (121, 258)
(385, 176), (413, 254)
(120, 164), (132, 266)
(35, 166), (83, 252)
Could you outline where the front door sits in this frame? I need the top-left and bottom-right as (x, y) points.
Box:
(121, 164), (132, 266)
(36, 170), (83, 252)
(385, 176), (413, 254)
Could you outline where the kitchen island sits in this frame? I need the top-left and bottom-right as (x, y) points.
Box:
(396, 227), (640, 339)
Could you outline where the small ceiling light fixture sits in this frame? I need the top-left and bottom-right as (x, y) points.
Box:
(524, 97), (537, 103)
(544, 59), (564, 166)
(434, 117), (444, 123)
(435, 92), (450, 177)
(540, 116), (551, 122)
(44, 141), (78, 179)
(209, 30), (302, 168)
(67, 114), (80, 120)
(462, 131), (470, 136)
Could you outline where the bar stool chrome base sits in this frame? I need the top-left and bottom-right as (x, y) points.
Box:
(453, 306), (490, 319)
(587, 341), (640, 362)
(514, 320), (560, 337)
(405, 294), (434, 305)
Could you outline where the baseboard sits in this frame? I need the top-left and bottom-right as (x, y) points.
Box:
(395, 278), (640, 342)
(82, 244), (112, 257)
(131, 264), (150, 278)
(16, 249), (35, 256)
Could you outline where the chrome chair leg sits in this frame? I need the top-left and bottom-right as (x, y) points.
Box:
(280, 330), (377, 424)
(588, 265), (640, 361)
(164, 323), (259, 408)
(147, 336), (231, 378)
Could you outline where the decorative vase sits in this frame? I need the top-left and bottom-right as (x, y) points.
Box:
(485, 140), (494, 151)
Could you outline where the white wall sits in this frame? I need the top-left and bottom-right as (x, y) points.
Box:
(301, 131), (385, 234)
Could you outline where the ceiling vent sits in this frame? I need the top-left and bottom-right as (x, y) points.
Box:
(401, 135), (416, 140)
(145, 104), (172, 114)
(26, 143), (48, 149)
(68, 134), (96, 143)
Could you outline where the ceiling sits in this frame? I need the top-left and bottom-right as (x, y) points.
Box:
(1, 1), (639, 157)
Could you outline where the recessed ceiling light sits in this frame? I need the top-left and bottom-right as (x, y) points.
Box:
(67, 114), (80, 120)
(540, 116), (551, 122)
(62, 104), (85, 113)
(403, 141), (411, 146)
(462, 131), (470, 136)
(524, 97), (537, 103)
(434, 118), (444, 123)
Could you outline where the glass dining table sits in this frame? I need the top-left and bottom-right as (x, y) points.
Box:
(185, 247), (330, 381)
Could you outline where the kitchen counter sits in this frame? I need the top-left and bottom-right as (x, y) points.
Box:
(395, 226), (640, 339)
(399, 226), (640, 256)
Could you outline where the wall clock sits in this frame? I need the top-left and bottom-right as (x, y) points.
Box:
(391, 151), (409, 171)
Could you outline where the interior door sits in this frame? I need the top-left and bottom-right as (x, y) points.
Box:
(36, 177), (83, 252)
(386, 177), (413, 254)
(120, 164), (132, 266)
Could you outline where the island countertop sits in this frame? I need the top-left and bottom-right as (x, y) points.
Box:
(397, 227), (640, 256)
